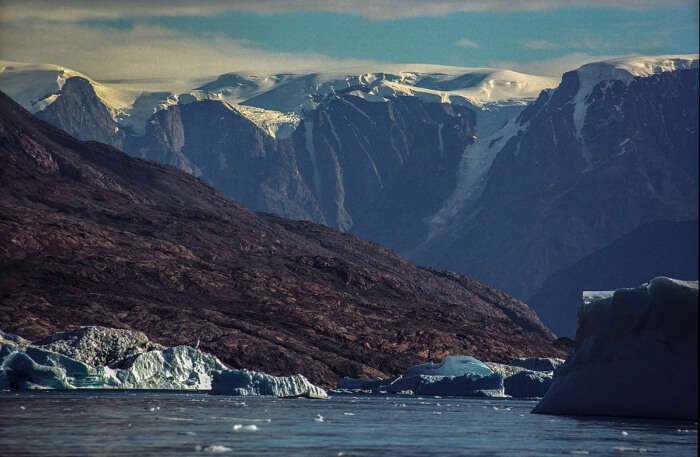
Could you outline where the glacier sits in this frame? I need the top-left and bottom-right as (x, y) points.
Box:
(533, 277), (698, 420)
(211, 369), (328, 398)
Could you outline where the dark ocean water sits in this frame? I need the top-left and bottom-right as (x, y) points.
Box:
(0, 391), (696, 456)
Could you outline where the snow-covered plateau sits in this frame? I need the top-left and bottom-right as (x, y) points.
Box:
(0, 60), (558, 141)
(533, 276), (698, 420)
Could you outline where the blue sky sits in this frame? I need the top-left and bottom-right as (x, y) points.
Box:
(148, 8), (698, 68)
(0, 1), (697, 84)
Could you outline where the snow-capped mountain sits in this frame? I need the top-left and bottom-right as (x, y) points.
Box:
(400, 54), (698, 335)
(0, 60), (137, 116)
(0, 60), (556, 143)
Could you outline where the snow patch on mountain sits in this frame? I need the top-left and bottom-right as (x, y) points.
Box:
(336, 69), (556, 108)
(228, 104), (301, 139)
(304, 120), (323, 199)
(423, 116), (528, 243)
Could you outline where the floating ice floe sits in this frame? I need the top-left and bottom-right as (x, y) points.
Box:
(533, 277), (698, 420)
(210, 369), (328, 399)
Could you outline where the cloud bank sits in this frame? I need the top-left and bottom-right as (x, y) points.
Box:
(0, 22), (378, 89)
(490, 53), (620, 77)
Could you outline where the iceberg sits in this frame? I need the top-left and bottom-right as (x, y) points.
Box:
(508, 357), (564, 373)
(504, 371), (552, 398)
(533, 277), (698, 420)
(484, 362), (527, 378)
(405, 355), (494, 377)
(31, 326), (163, 367)
(335, 355), (505, 397)
(110, 345), (228, 390)
(210, 369), (328, 398)
(413, 373), (504, 396)
(403, 355), (504, 396)
(0, 327), (227, 390)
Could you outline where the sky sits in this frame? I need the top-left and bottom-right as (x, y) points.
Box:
(0, 0), (697, 87)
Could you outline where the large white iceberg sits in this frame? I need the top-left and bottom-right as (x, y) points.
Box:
(0, 327), (227, 390)
(533, 277), (698, 420)
(110, 346), (228, 389)
(211, 369), (328, 398)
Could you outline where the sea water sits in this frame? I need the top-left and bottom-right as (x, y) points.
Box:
(0, 391), (696, 456)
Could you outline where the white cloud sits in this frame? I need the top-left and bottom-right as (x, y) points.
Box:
(491, 52), (621, 77)
(0, 0), (695, 22)
(0, 21), (378, 90)
(455, 38), (479, 48)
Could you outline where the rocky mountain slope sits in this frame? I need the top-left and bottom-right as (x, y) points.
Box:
(408, 56), (698, 328)
(0, 90), (566, 387)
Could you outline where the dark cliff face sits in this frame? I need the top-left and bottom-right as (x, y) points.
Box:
(0, 90), (564, 387)
(127, 100), (324, 223)
(36, 76), (125, 149)
(129, 94), (477, 237)
(289, 94), (476, 233)
(418, 68), (698, 308)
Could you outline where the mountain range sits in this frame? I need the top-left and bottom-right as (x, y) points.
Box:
(0, 89), (567, 387)
(1, 55), (697, 336)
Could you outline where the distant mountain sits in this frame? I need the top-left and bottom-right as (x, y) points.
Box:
(35, 76), (126, 149)
(0, 89), (565, 387)
(2, 55), (697, 336)
(528, 219), (699, 337)
(410, 54), (698, 305)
